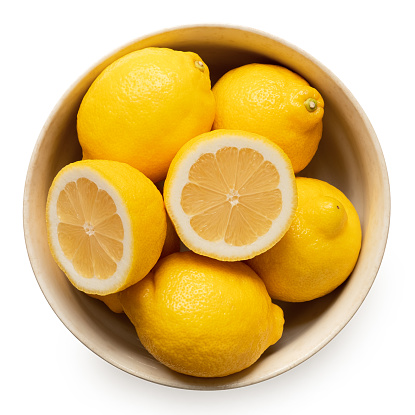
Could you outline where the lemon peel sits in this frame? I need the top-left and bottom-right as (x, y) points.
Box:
(248, 177), (362, 302)
(119, 251), (284, 377)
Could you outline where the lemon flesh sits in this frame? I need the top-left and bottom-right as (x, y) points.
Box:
(164, 129), (297, 261)
(182, 147), (283, 246)
(56, 178), (124, 280)
(46, 160), (166, 295)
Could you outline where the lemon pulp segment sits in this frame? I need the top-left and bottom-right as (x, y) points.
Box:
(181, 147), (282, 246)
(56, 177), (124, 279)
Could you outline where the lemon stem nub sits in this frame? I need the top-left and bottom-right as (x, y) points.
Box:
(194, 60), (205, 72)
(304, 98), (318, 112)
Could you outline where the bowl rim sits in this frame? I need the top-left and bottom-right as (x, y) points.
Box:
(23, 23), (391, 390)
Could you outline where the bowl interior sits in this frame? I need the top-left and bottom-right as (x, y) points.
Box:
(24, 26), (390, 390)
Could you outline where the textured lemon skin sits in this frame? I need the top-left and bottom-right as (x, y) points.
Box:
(46, 160), (167, 295)
(77, 47), (215, 183)
(163, 129), (298, 261)
(248, 177), (362, 302)
(119, 251), (284, 378)
(212, 64), (324, 173)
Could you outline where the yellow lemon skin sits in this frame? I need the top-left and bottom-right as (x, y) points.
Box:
(248, 177), (362, 302)
(46, 160), (167, 295)
(77, 47), (215, 183)
(119, 251), (284, 378)
(89, 293), (123, 313)
(212, 64), (324, 173)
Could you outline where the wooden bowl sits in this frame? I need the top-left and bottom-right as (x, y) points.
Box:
(23, 25), (390, 390)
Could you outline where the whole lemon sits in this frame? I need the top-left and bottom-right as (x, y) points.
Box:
(248, 177), (362, 302)
(119, 251), (284, 378)
(212, 64), (324, 173)
(77, 47), (215, 183)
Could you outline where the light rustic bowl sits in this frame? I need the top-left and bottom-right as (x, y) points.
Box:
(23, 25), (390, 390)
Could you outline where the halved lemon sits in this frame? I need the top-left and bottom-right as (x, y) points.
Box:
(46, 160), (167, 295)
(164, 129), (298, 261)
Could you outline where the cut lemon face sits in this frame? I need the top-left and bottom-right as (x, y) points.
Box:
(46, 160), (166, 295)
(164, 130), (298, 261)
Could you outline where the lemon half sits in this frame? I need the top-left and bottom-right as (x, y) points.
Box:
(46, 160), (166, 295)
(164, 129), (297, 261)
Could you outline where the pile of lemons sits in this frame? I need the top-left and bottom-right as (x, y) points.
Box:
(46, 47), (361, 378)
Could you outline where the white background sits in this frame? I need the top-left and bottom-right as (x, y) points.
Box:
(3, 1), (413, 413)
